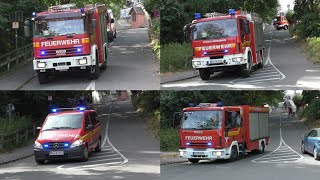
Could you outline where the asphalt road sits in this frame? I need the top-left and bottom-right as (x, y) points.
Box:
(0, 100), (160, 180)
(160, 109), (320, 180)
(161, 28), (320, 90)
(16, 28), (159, 90)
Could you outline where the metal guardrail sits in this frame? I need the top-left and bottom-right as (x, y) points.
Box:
(0, 44), (33, 71)
(0, 125), (36, 150)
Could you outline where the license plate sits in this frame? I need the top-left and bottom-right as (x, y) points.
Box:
(49, 151), (64, 155)
(210, 60), (223, 64)
(55, 66), (69, 71)
(56, 50), (67, 55)
(193, 152), (205, 155)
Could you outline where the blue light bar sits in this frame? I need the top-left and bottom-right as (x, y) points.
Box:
(51, 108), (58, 113)
(188, 103), (195, 107)
(186, 142), (190, 145)
(80, 8), (85, 14)
(195, 13), (201, 19)
(32, 12), (36, 17)
(78, 107), (86, 111)
(229, 9), (235, 15)
(208, 142), (212, 146)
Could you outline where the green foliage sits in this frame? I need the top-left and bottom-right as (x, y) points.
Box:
(160, 42), (193, 73)
(293, 94), (303, 107)
(0, 116), (33, 134)
(286, 10), (295, 23)
(150, 18), (160, 60)
(304, 99), (320, 122)
(160, 128), (179, 151)
(306, 37), (320, 64)
(294, 13), (320, 38)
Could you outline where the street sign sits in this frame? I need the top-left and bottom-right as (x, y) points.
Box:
(12, 22), (19, 29)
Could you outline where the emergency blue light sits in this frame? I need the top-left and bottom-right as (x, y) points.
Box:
(224, 49), (229, 53)
(32, 12), (36, 17)
(44, 144), (49, 148)
(229, 9), (235, 16)
(188, 103), (195, 107)
(195, 13), (201, 19)
(77, 48), (82, 52)
(40, 51), (46, 56)
(80, 8), (85, 14)
(186, 142), (191, 145)
(203, 52), (208, 55)
(51, 108), (58, 113)
(208, 142), (212, 146)
(64, 143), (69, 147)
(78, 107), (86, 111)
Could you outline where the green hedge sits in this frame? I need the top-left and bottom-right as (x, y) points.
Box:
(306, 37), (320, 64)
(160, 42), (193, 73)
(303, 99), (320, 122)
(0, 116), (33, 134)
(294, 13), (320, 38)
(160, 128), (179, 151)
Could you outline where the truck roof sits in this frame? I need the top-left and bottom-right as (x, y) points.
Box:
(193, 15), (243, 23)
(47, 109), (95, 116)
(183, 105), (269, 113)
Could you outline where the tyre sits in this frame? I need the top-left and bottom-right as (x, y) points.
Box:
(301, 142), (306, 154)
(95, 138), (102, 152)
(229, 146), (238, 161)
(199, 69), (210, 80)
(257, 51), (264, 69)
(88, 54), (100, 80)
(35, 159), (45, 165)
(37, 72), (49, 84)
(314, 147), (320, 160)
(108, 34), (114, 42)
(81, 146), (89, 162)
(241, 52), (252, 77)
(257, 141), (265, 154)
(101, 48), (107, 70)
(188, 159), (199, 164)
(284, 25), (288, 30)
(113, 30), (117, 38)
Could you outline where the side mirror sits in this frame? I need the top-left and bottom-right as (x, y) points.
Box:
(24, 26), (31, 37)
(37, 127), (41, 130)
(91, 19), (96, 28)
(86, 124), (94, 130)
(183, 24), (191, 42)
(111, 19), (115, 23)
(173, 112), (182, 128)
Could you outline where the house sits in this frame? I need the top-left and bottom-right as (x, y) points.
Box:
(129, 6), (147, 29)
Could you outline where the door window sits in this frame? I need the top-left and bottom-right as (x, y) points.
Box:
(85, 114), (91, 129)
(308, 130), (317, 137)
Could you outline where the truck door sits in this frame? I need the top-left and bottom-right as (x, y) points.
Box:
(89, 112), (100, 147)
(84, 114), (94, 149)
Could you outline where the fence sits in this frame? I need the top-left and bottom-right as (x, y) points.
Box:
(0, 124), (36, 150)
(0, 43), (33, 71)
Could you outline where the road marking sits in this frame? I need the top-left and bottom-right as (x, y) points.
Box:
(85, 80), (95, 90)
(252, 116), (303, 163)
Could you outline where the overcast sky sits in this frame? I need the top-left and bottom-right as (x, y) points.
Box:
(279, 0), (295, 12)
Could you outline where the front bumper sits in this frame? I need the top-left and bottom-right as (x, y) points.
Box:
(179, 148), (230, 160)
(33, 55), (94, 71)
(192, 54), (245, 69)
(34, 146), (84, 161)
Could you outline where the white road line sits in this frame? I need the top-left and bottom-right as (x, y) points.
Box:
(104, 120), (129, 165)
(237, 77), (281, 84)
(89, 154), (119, 160)
(259, 154), (300, 160)
(73, 161), (123, 169)
(85, 80), (95, 90)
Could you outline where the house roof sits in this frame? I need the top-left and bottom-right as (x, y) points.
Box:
(129, 6), (145, 15)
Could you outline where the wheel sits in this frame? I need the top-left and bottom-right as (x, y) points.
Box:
(108, 33), (114, 42)
(199, 69), (211, 80)
(37, 72), (49, 84)
(101, 48), (107, 70)
(284, 25), (288, 30)
(35, 159), (45, 165)
(257, 141), (265, 154)
(241, 52), (252, 77)
(188, 159), (199, 164)
(88, 55), (100, 80)
(95, 138), (102, 152)
(229, 146), (238, 161)
(314, 147), (320, 160)
(257, 51), (264, 69)
(81, 146), (89, 162)
(301, 142), (306, 154)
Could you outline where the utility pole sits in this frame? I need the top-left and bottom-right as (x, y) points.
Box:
(9, 12), (23, 65)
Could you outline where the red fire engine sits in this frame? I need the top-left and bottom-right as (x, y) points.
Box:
(30, 4), (109, 84)
(106, 9), (117, 42)
(174, 103), (270, 163)
(273, 14), (289, 30)
(184, 9), (265, 80)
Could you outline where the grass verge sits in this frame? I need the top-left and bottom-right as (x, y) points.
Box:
(160, 128), (179, 152)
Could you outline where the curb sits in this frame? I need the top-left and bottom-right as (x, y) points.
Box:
(160, 71), (199, 84)
(0, 153), (34, 166)
(16, 73), (36, 90)
(160, 159), (188, 165)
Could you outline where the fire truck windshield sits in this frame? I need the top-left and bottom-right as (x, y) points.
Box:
(42, 114), (83, 130)
(34, 18), (85, 37)
(182, 111), (222, 130)
(192, 19), (238, 40)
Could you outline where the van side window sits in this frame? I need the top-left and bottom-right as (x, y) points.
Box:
(89, 112), (99, 125)
(85, 114), (91, 128)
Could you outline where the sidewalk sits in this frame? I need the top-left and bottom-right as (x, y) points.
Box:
(160, 70), (199, 84)
(0, 60), (35, 90)
(0, 139), (35, 165)
(160, 152), (188, 165)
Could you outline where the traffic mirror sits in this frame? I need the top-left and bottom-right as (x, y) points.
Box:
(173, 112), (182, 128)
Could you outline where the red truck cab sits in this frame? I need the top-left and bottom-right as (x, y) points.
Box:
(273, 15), (289, 30)
(34, 107), (101, 164)
(175, 103), (269, 163)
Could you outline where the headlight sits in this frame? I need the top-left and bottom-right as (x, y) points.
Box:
(78, 59), (87, 65)
(236, 57), (243, 62)
(212, 151), (222, 156)
(37, 62), (46, 68)
(179, 151), (186, 157)
(193, 61), (201, 66)
(70, 139), (83, 148)
(34, 141), (43, 149)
